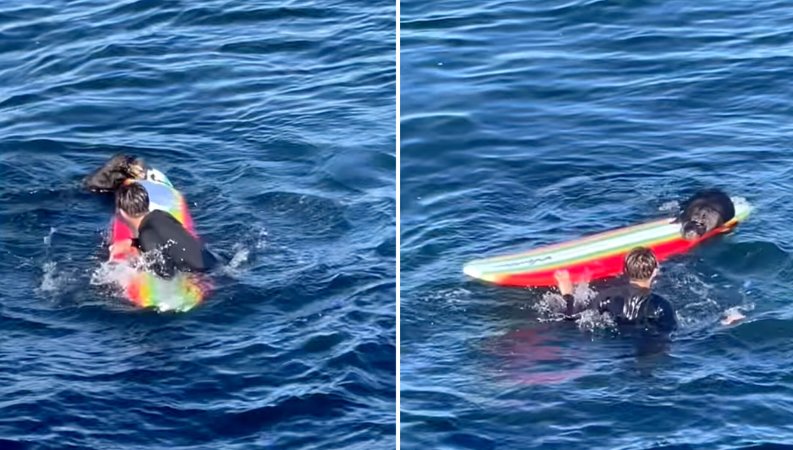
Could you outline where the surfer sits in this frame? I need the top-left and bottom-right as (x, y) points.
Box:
(110, 182), (215, 278)
(555, 247), (677, 334)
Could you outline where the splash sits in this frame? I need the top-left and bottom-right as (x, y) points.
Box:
(216, 227), (269, 277)
(217, 243), (250, 277)
(532, 282), (616, 332)
(533, 291), (567, 320)
(532, 282), (595, 318)
(43, 227), (56, 245)
(721, 306), (748, 326)
(576, 308), (617, 333)
(90, 248), (203, 312)
(40, 261), (61, 293)
(90, 259), (138, 290)
(255, 229), (268, 250)
(659, 200), (679, 213)
(533, 278), (627, 334)
(731, 196), (751, 213)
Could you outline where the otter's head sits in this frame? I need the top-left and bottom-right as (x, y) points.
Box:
(682, 206), (723, 240)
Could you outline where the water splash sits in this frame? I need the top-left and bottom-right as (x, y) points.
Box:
(532, 282), (616, 332)
(576, 308), (617, 333)
(216, 227), (269, 278)
(721, 304), (753, 326)
(731, 196), (751, 213)
(89, 247), (204, 312)
(659, 200), (679, 213)
(40, 261), (61, 293)
(43, 227), (56, 245)
(89, 259), (138, 290)
(219, 243), (250, 277)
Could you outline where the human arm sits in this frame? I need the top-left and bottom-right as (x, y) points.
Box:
(554, 270), (578, 318)
(108, 238), (139, 260)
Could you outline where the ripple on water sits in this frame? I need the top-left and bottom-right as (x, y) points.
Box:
(0, 0), (395, 448)
(402, 0), (793, 447)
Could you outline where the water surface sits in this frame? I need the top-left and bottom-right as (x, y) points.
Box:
(401, 1), (793, 448)
(0, 1), (395, 448)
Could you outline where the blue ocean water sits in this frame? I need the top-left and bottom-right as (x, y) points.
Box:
(0, 1), (395, 448)
(401, 1), (793, 448)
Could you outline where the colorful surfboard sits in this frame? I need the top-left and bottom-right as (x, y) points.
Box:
(109, 174), (208, 311)
(463, 199), (751, 288)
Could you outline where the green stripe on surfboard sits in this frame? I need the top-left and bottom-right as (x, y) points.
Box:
(465, 223), (680, 277)
(464, 199), (751, 279)
(480, 218), (670, 263)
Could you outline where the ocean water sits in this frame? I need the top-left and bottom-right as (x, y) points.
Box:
(0, 1), (395, 449)
(401, 1), (793, 448)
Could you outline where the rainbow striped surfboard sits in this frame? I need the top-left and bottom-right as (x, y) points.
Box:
(109, 176), (208, 312)
(463, 199), (751, 288)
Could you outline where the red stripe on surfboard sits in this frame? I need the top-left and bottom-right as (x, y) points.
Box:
(491, 225), (734, 287)
(111, 215), (135, 242)
(483, 218), (671, 262)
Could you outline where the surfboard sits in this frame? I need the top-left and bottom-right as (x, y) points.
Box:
(463, 199), (751, 288)
(108, 174), (208, 311)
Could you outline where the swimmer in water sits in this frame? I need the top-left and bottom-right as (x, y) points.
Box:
(110, 182), (215, 278)
(555, 247), (677, 334)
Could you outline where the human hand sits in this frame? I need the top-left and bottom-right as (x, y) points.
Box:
(109, 239), (138, 260)
(554, 270), (573, 296)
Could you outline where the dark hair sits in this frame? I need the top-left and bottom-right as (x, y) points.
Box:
(116, 182), (149, 217)
(623, 247), (658, 280)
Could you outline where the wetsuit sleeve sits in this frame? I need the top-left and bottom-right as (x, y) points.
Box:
(592, 284), (631, 316)
(647, 295), (677, 333)
(137, 210), (212, 277)
(562, 294), (577, 319)
(589, 286), (610, 313)
(596, 295), (613, 314)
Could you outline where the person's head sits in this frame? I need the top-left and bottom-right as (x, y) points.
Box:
(623, 247), (659, 283)
(83, 154), (146, 193)
(116, 182), (149, 220)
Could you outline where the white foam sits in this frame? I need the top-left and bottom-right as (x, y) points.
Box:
(222, 244), (250, 277)
(38, 260), (79, 297)
(659, 200), (679, 212)
(721, 307), (745, 326)
(255, 229), (269, 250)
(40, 261), (60, 293)
(215, 227), (270, 277)
(731, 196), (750, 211)
(576, 308), (617, 333)
(721, 303), (754, 326)
(533, 282), (602, 324)
(43, 227), (56, 245)
(90, 257), (199, 312)
(90, 259), (138, 289)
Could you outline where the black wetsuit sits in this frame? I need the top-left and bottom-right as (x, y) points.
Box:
(563, 282), (677, 334)
(132, 210), (215, 278)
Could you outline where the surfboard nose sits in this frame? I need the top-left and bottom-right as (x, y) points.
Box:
(463, 264), (480, 278)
